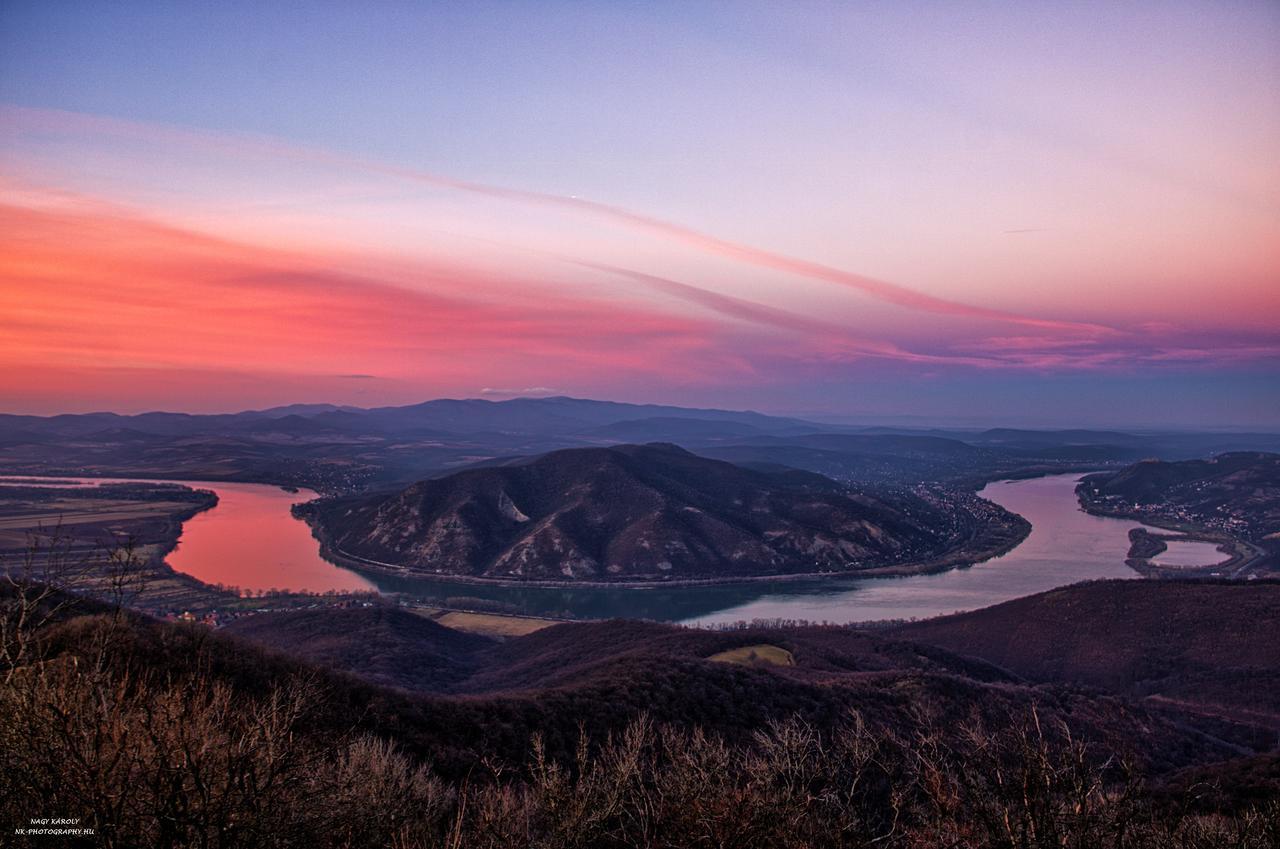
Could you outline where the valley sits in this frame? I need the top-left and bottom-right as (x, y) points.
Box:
(0, 469), (1237, 631)
(7, 5), (1278, 843)
(5, 399), (1272, 627)
(2, 402), (1277, 846)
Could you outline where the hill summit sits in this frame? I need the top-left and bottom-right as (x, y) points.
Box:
(306, 443), (960, 582)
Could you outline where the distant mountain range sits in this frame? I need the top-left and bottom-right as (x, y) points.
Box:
(302, 443), (994, 582)
(3, 395), (1278, 493)
(0, 396), (819, 440)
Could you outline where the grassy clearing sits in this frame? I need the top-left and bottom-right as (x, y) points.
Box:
(429, 609), (556, 637)
(707, 643), (795, 667)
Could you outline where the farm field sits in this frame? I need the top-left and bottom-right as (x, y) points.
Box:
(0, 498), (203, 549)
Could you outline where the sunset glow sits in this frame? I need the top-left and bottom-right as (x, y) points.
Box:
(1, 2), (1277, 425)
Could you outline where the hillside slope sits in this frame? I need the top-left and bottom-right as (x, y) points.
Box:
(224, 605), (495, 690)
(1079, 452), (1280, 545)
(894, 580), (1280, 724)
(226, 609), (1014, 695)
(8, 584), (1278, 846)
(175, 600), (1241, 779)
(305, 443), (1004, 582)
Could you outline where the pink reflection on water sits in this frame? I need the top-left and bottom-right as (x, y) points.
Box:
(166, 482), (376, 594)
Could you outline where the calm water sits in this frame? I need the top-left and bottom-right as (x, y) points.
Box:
(0, 473), (1229, 621)
(685, 474), (1206, 625)
(0, 475), (376, 594)
(167, 482), (377, 594)
(1150, 539), (1232, 568)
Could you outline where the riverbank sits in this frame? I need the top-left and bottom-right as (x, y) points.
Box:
(9, 473), (1165, 627)
(952, 463), (1118, 491)
(415, 606), (564, 636)
(1076, 484), (1267, 578)
(0, 462), (361, 497)
(0, 476), (386, 622)
(1122, 528), (1240, 578)
(0, 480), (241, 613)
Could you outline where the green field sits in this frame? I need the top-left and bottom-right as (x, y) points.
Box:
(707, 643), (795, 667)
(424, 608), (557, 637)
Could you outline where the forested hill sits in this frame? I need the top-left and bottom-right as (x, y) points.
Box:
(303, 443), (1022, 582)
(5, 581), (1278, 846)
(1078, 452), (1280, 549)
(895, 579), (1280, 723)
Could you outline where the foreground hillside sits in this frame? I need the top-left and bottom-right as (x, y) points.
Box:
(224, 604), (495, 690)
(4, 581), (1278, 847)
(895, 580), (1280, 726)
(227, 605), (1017, 696)
(302, 443), (1027, 582)
(230, 582), (1280, 753)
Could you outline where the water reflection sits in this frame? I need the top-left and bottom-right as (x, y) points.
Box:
(1149, 539), (1229, 568)
(687, 474), (1144, 625)
(168, 483), (377, 594)
(1, 473), (1230, 622)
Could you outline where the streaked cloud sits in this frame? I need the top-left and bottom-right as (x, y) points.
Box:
(480, 387), (563, 397)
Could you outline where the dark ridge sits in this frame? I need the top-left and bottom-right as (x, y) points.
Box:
(27, 601), (1243, 779)
(893, 579), (1280, 721)
(224, 605), (496, 691)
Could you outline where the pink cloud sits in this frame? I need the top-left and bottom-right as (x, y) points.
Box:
(0, 194), (758, 407)
(0, 105), (1115, 334)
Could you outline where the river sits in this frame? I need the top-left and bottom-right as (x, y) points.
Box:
(0, 472), (1230, 623)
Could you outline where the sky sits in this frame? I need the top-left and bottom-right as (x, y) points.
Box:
(1, 1), (1277, 427)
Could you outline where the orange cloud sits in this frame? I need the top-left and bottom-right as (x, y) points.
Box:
(0, 192), (745, 410)
(0, 106), (1116, 334)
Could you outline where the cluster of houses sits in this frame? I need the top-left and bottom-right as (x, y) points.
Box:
(157, 597), (381, 629)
